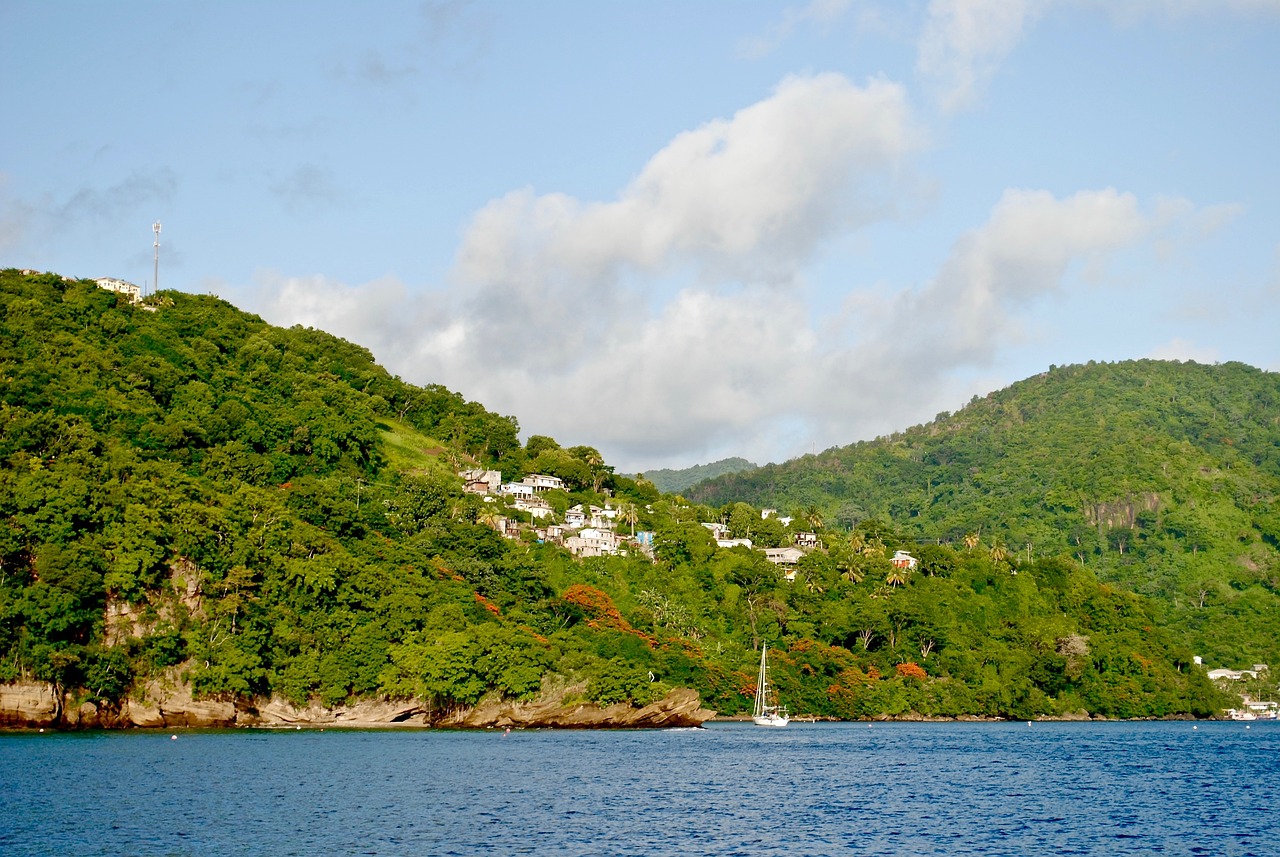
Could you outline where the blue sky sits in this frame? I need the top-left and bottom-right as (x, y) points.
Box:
(4, 1), (1279, 473)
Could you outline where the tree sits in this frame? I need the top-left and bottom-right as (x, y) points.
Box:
(618, 502), (639, 537)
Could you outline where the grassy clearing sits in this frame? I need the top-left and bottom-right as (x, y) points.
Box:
(377, 418), (453, 475)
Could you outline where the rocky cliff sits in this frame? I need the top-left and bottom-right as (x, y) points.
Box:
(0, 677), (715, 730)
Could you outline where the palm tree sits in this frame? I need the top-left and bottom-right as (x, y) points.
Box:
(477, 508), (503, 532)
(886, 567), (909, 588)
(989, 540), (1010, 563)
(963, 532), (980, 552)
(861, 537), (886, 558)
(618, 502), (639, 537)
(802, 504), (824, 532)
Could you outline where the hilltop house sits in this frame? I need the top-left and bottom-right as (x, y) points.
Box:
(701, 522), (729, 540)
(512, 495), (554, 520)
(761, 508), (794, 526)
(764, 547), (805, 566)
(500, 481), (537, 500)
(460, 469), (502, 494)
(891, 550), (918, 570)
(1208, 665), (1268, 682)
(95, 277), (141, 304)
(564, 527), (621, 558)
(523, 474), (566, 492)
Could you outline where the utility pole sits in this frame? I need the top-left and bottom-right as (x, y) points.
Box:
(152, 221), (161, 296)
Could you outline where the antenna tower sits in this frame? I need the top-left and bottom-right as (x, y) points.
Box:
(152, 221), (162, 296)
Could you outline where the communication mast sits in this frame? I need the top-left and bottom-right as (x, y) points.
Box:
(152, 221), (161, 296)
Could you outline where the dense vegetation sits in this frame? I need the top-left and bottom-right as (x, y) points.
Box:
(645, 457), (758, 495)
(690, 360), (1280, 670)
(0, 270), (1237, 722)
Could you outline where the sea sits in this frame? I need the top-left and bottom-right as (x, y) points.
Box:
(1, 720), (1277, 856)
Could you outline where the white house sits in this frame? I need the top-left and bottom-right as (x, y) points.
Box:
(565, 527), (620, 558)
(523, 473), (566, 492)
(701, 522), (729, 540)
(1208, 666), (1267, 682)
(513, 496), (554, 520)
(765, 547), (805, 566)
(500, 481), (537, 500)
(794, 531), (819, 548)
(95, 277), (141, 304)
(891, 550), (918, 570)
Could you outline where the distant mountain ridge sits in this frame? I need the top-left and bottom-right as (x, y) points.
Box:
(644, 456), (758, 495)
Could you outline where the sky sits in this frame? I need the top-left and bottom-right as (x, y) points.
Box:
(4, 1), (1279, 474)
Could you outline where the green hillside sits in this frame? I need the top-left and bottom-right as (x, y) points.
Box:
(644, 457), (758, 495)
(689, 360), (1280, 667)
(0, 271), (1238, 722)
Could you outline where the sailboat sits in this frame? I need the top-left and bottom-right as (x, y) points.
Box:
(752, 644), (790, 727)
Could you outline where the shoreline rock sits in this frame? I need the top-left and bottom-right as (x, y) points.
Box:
(0, 679), (716, 731)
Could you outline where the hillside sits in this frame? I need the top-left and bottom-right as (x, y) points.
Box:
(0, 271), (1237, 724)
(689, 360), (1280, 667)
(644, 457), (758, 495)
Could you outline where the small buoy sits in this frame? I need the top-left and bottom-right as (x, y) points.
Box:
(38, 728), (44, 733)
(171, 735), (177, 740)
(296, 726), (301, 730)
(1193, 725), (1198, 730)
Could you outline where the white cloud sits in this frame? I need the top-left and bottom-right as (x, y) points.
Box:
(917, 0), (1280, 112)
(251, 72), (1211, 473)
(445, 72), (921, 380)
(917, 0), (1041, 113)
(798, 187), (1174, 454)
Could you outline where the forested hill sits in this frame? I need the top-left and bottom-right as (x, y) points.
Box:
(645, 457), (758, 495)
(0, 271), (1242, 723)
(689, 360), (1280, 665)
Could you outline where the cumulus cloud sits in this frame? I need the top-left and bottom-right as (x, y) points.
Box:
(446, 73), (921, 375)
(259, 185), (1187, 470)
(755, 187), (1167, 454)
(254, 72), (1208, 472)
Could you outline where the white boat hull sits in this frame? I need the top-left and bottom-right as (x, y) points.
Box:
(752, 644), (789, 727)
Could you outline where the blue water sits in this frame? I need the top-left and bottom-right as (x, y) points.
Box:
(2, 721), (1277, 856)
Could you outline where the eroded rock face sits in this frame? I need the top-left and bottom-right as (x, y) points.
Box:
(437, 686), (716, 730)
(122, 677), (237, 728)
(0, 678), (715, 731)
(236, 697), (429, 727)
(0, 682), (58, 728)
